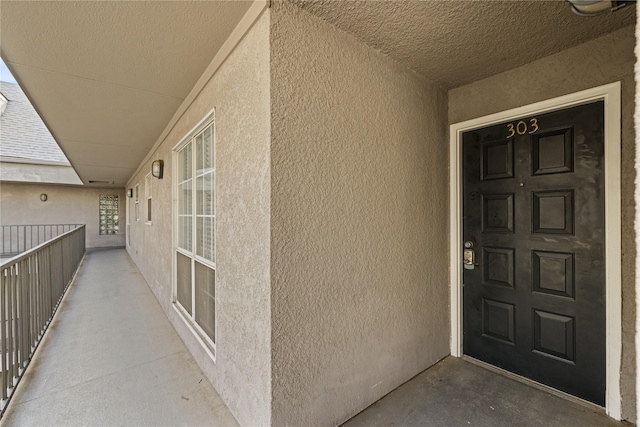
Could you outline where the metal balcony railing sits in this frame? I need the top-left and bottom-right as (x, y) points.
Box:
(0, 225), (85, 415)
(0, 225), (84, 258)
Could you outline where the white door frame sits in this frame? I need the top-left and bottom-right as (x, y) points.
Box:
(449, 82), (622, 419)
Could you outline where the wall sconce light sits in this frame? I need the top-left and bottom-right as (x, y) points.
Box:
(127, 189), (133, 198)
(40, 193), (48, 202)
(152, 160), (164, 179)
(568, 0), (629, 16)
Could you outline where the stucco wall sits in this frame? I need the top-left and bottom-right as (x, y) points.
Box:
(0, 161), (82, 185)
(125, 11), (271, 427)
(635, 14), (640, 426)
(0, 182), (125, 249)
(449, 25), (636, 422)
(270, 2), (450, 425)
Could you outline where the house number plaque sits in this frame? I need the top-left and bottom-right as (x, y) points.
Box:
(506, 117), (539, 138)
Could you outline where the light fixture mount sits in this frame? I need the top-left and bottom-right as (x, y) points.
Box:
(568, 0), (629, 16)
(152, 160), (164, 179)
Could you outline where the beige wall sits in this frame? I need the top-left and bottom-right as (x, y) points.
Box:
(126, 11), (271, 427)
(0, 182), (125, 249)
(270, 2), (450, 425)
(449, 25), (636, 422)
(635, 15), (640, 426)
(0, 161), (82, 185)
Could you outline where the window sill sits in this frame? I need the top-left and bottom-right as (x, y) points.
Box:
(172, 303), (216, 363)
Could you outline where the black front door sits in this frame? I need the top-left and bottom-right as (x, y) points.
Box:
(462, 101), (605, 405)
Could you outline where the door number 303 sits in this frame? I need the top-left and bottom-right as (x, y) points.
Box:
(506, 118), (539, 138)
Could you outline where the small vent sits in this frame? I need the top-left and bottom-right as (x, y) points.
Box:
(88, 180), (114, 185)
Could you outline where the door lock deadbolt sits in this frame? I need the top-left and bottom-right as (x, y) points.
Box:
(463, 241), (475, 270)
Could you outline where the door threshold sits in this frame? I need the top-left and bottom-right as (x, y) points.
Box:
(461, 355), (606, 414)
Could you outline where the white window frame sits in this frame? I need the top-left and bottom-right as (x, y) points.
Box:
(145, 173), (153, 225)
(135, 184), (140, 222)
(172, 110), (216, 358)
(126, 193), (130, 246)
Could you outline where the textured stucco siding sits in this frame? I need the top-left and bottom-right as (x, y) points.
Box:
(0, 182), (125, 249)
(126, 11), (271, 427)
(0, 162), (82, 185)
(635, 15), (640, 426)
(449, 25), (636, 422)
(270, 2), (450, 426)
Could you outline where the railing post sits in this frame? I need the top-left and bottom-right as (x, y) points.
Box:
(16, 261), (22, 373)
(44, 247), (51, 327)
(1, 265), (6, 401)
(17, 260), (24, 371)
(21, 259), (29, 370)
(6, 266), (13, 390)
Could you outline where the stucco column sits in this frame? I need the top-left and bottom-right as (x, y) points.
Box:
(634, 9), (640, 425)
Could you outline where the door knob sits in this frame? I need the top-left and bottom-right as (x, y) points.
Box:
(463, 241), (475, 270)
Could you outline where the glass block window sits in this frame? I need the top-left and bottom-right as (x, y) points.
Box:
(99, 195), (119, 235)
(175, 115), (215, 346)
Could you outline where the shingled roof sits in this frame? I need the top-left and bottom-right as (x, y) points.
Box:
(0, 82), (69, 164)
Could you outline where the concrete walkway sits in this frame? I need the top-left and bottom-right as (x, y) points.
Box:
(1, 248), (238, 427)
(343, 357), (625, 427)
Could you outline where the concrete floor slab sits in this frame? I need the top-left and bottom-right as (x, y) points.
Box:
(343, 357), (625, 427)
(1, 249), (238, 427)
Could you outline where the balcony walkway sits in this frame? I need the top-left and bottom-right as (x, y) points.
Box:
(0, 248), (628, 427)
(0, 248), (238, 426)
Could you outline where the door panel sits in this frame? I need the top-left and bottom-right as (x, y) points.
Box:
(462, 101), (605, 405)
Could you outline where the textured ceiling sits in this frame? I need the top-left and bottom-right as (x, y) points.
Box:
(0, 0), (635, 187)
(292, 0), (636, 89)
(0, 1), (253, 186)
